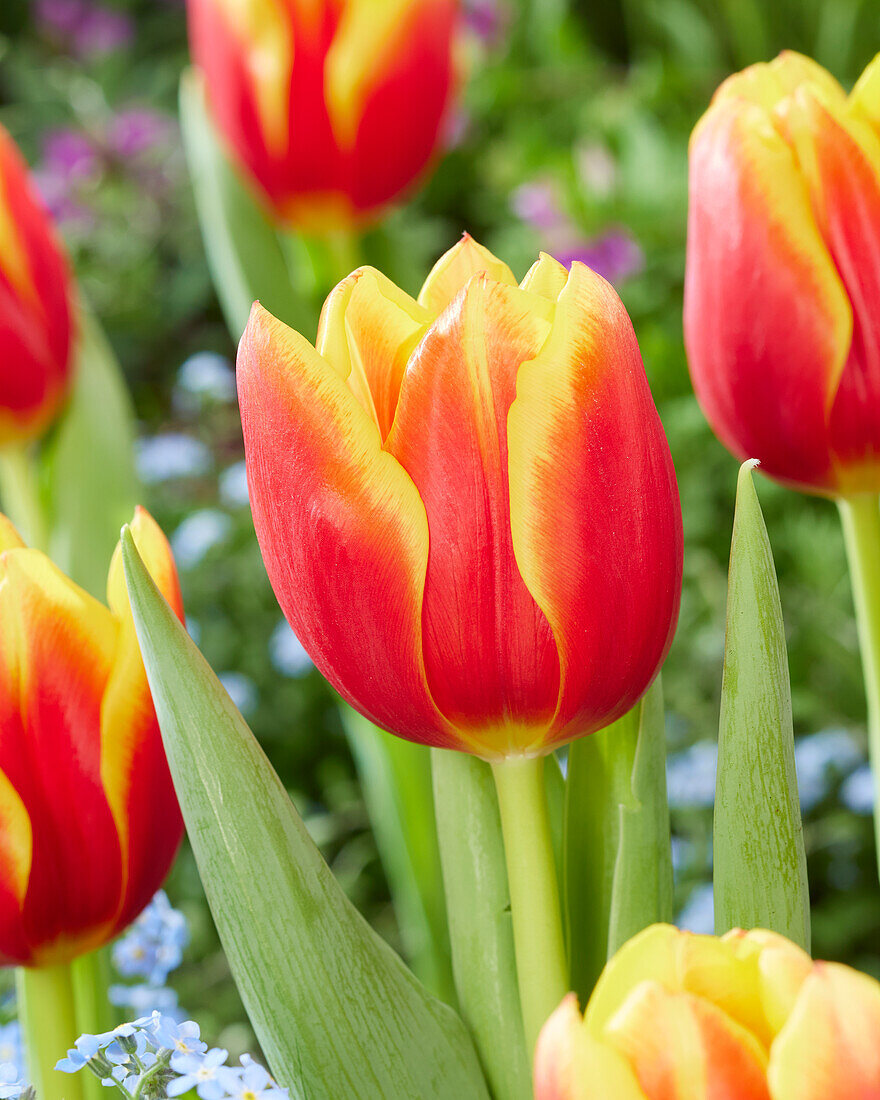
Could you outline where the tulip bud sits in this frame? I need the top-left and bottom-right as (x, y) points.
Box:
(237, 235), (682, 759)
(535, 923), (880, 1099)
(684, 51), (880, 496)
(0, 125), (75, 447)
(0, 507), (184, 966)
(186, 0), (459, 231)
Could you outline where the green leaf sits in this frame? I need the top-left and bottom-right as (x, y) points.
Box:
(714, 460), (810, 949)
(339, 706), (455, 1004)
(121, 530), (490, 1100)
(179, 69), (311, 340)
(432, 750), (531, 1100)
(564, 677), (672, 1002)
(46, 305), (137, 598)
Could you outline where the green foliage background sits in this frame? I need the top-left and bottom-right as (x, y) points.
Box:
(1, 0), (879, 1053)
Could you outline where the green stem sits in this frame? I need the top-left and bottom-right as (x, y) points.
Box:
(17, 963), (84, 1100)
(491, 756), (568, 1060)
(838, 494), (880, 877)
(0, 444), (49, 551)
(70, 947), (115, 1100)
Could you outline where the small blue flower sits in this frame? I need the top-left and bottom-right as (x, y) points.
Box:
(0, 1024), (23, 1079)
(152, 1018), (207, 1058)
(841, 763), (875, 815)
(269, 620), (313, 678)
(218, 461), (250, 508)
(168, 1047), (229, 1100)
(666, 742), (718, 809)
(171, 510), (233, 569)
(136, 433), (211, 484)
(112, 890), (188, 987)
(0, 1062), (24, 1100)
(175, 352), (236, 407)
(218, 1061), (288, 1100)
(676, 882), (714, 935)
(217, 672), (258, 717)
(110, 982), (182, 1021)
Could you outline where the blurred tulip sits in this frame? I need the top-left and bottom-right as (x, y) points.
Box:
(0, 507), (184, 966)
(685, 51), (880, 496)
(535, 922), (880, 1099)
(186, 0), (458, 231)
(0, 125), (75, 448)
(238, 235), (682, 759)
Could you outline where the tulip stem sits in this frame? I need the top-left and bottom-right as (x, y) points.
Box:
(491, 756), (568, 1061)
(839, 493), (880, 879)
(16, 963), (85, 1100)
(0, 443), (49, 552)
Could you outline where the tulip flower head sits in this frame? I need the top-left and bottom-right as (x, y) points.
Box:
(0, 124), (75, 447)
(238, 235), (682, 759)
(535, 923), (880, 1099)
(685, 51), (880, 496)
(0, 508), (184, 966)
(186, 0), (458, 230)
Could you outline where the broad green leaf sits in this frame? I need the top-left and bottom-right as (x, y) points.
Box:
(179, 69), (311, 340)
(121, 530), (490, 1100)
(46, 305), (137, 598)
(714, 461), (810, 949)
(340, 706), (455, 1004)
(564, 678), (672, 1002)
(432, 749), (531, 1100)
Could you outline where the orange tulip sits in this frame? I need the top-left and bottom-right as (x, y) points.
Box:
(0, 125), (75, 447)
(534, 923), (880, 1099)
(237, 235), (682, 759)
(685, 51), (880, 496)
(186, 0), (458, 231)
(0, 508), (184, 966)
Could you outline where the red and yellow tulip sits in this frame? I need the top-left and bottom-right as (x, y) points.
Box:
(535, 923), (880, 1099)
(0, 507), (184, 966)
(685, 51), (880, 496)
(237, 235), (682, 759)
(186, 0), (458, 231)
(0, 125), (75, 447)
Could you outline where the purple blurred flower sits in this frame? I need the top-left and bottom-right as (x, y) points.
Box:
(556, 229), (645, 285)
(463, 0), (509, 47)
(510, 181), (564, 234)
(43, 128), (99, 180)
(34, 0), (133, 58)
(108, 109), (176, 159)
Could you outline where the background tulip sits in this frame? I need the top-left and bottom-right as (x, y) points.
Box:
(535, 923), (880, 1099)
(186, 0), (459, 231)
(684, 51), (880, 497)
(0, 124), (75, 448)
(237, 234), (682, 761)
(0, 506), (183, 967)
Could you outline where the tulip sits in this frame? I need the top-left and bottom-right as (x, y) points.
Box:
(186, 0), (459, 231)
(238, 234), (682, 1051)
(238, 234), (682, 760)
(0, 506), (184, 967)
(684, 50), (880, 881)
(535, 923), (880, 1099)
(0, 124), (75, 447)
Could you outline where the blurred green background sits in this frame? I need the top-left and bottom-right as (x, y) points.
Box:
(1, 0), (879, 1054)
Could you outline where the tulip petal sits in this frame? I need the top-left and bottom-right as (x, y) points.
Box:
(317, 266), (431, 439)
(417, 235), (517, 315)
(386, 275), (559, 755)
(684, 98), (852, 492)
(0, 550), (120, 964)
(103, 508), (184, 934)
(535, 994), (647, 1100)
(721, 929), (812, 1037)
(0, 516), (24, 553)
(521, 253), (569, 301)
(768, 962), (880, 1099)
(508, 263), (682, 747)
(604, 982), (771, 1100)
(238, 303), (454, 746)
(711, 51), (846, 113)
(775, 88), (880, 492)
